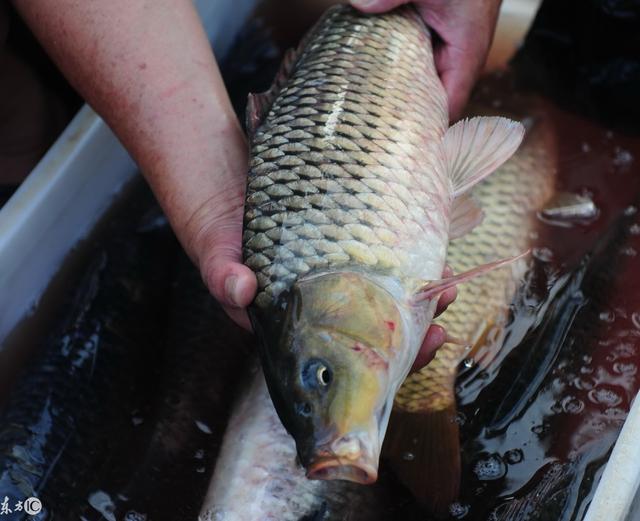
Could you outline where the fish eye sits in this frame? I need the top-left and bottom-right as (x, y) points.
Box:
(317, 365), (332, 386)
(302, 359), (332, 390)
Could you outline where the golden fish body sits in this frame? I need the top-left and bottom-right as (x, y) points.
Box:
(387, 106), (557, 512)
(243, 5), (524, 484)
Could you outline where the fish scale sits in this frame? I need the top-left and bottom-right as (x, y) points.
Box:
(244, 6), (450, 309)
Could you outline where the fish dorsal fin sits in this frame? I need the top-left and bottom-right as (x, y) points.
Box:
(246, 6), (343, 138)
(246, 48), (298, 137)
(449, 193), (484, 239)
(444, 116), (525, 198)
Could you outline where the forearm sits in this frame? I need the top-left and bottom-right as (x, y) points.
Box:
(12, 0), (246, 264)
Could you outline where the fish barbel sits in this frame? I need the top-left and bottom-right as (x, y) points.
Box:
(386, 103), (558, 513)
(243, 5), (525, 484)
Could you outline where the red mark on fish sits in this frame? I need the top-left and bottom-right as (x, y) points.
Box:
(384, 320), (396, 332)
(351, 342), (388, 370)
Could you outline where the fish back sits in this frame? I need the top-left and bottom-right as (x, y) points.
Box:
(244, 5), (451, 310)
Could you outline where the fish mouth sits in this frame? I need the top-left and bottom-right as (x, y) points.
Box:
(306, 457), (378, 484)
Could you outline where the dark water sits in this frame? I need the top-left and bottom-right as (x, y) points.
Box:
(444, 70), (640, 520)
(0, 186), (15, 208)
(0, 182), (255, 520)
(0, 184), (178, 519)
(1, 4), (640, 521)
(69, 257), (253, 521)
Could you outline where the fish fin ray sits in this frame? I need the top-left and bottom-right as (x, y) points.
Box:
(246, 6), (343, 138)
(444, 333), (471, 348)
(414, 251), (530, 302)
(444, 116), (525, 197)
(450, 193), (484, 239)
(384, 405), (461, 515)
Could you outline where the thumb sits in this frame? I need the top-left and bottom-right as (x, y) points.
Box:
(190, 199), (257, 329)
(203, 242), (256, 310)
(350, 0), (410, 14)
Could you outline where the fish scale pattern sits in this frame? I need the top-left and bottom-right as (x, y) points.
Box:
(243, 6), (450, 309)
(395, 112), (557, 413)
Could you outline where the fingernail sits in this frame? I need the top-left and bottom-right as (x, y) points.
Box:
(351, 0), (377, 8)
(225, 275), (239, 307)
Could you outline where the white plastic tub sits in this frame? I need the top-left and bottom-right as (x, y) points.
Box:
(0, 0), (257, 343)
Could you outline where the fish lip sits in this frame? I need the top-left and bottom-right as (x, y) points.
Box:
(305, 457), (378, 484)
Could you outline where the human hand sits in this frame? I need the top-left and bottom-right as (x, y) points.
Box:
(350, 0), (502, 121)
(185, 157), (257, 332)
(13, 0), (260, 331)
(411, 265), (457, 370)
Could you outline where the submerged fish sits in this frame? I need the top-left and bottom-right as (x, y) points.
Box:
(490, 462), (575, 521)
(199, 368), (391, 521)
(0, 189), (175, 519)
(243, 5), (525, 483)
(385, 106), (557, 513)
(77, 257), (253, 521)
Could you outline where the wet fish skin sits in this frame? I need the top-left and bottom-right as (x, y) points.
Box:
(199, 368), (390, 521)
(386, 106), (557, 513)
(245, 4), (447, 484)
(243, 5), (523, 483)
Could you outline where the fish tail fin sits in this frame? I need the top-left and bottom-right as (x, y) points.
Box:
(384, 404), (461, 517)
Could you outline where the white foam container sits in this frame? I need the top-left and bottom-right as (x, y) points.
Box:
(0, 0), (257, 342)
(584, 391), (640, 521)
(1, 1), (639, 518)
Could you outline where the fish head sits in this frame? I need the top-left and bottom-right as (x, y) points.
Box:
(255, 271), (406, 484)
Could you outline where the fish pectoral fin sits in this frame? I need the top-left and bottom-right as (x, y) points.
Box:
(444, 116), (525, 198)
(449, 193), (484, 239)
(384, 404), (461, 515)
(414, 251), (530, 302)
(246, 48), (298, 137)
(444, 333), (471, 348)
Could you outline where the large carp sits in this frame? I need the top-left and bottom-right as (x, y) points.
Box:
(243, 5), (525, 483)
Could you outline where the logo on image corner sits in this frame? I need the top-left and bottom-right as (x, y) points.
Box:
(24, 497), (43, 516)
